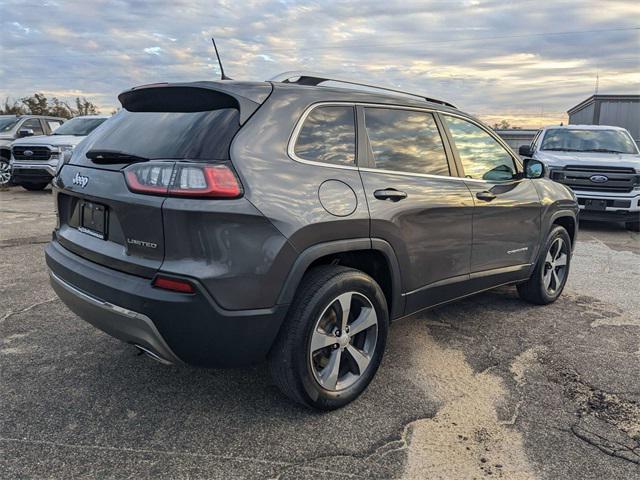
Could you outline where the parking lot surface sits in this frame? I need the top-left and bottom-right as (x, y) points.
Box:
(1, 186), (639, 479)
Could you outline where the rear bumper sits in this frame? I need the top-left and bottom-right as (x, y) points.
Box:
(49, 270), (181, 364)
(45, 239), (288, 367)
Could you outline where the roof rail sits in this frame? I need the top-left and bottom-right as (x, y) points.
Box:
(269, 71), (456, 109)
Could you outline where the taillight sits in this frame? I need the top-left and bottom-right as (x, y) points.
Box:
(125, 163), (172, 194)
(152, 276), (195, 293)
(124, 162), (242, 198)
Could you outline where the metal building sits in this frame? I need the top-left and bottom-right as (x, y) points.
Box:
(494, 129), (538, 154)
(567, 94), (640, 143)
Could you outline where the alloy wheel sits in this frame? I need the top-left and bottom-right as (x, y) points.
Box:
(0, 161), (10, 186)
(308, 291), (378, 391)
(543, 237), (568, 294)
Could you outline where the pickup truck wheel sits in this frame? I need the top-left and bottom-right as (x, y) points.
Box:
(517, 225), (571, 305)
(22, 182), (49, 191)
(269, 265), (388, 410)
(625, 221), (640, 232)
(0, 160), (10, 186)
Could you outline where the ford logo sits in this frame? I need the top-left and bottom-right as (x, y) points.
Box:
(590, 175), (609, 183)
(23, 150), (34, 156)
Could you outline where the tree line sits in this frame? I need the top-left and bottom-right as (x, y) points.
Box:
(491, 120), (522, 130)
(0, 93), (101, 119)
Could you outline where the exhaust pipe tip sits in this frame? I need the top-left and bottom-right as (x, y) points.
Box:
(133, 344), (174, 365)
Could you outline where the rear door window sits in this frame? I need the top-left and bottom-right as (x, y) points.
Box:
(22, 119), (44, 136)
(294, 106), (356, 166)
(364, 108), (449, 176)
(444, 115), (517, 181)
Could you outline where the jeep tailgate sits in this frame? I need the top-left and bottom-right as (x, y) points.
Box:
(54, 164), (167, 278)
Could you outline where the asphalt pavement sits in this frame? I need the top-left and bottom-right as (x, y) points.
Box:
(1, 186), (638, 479)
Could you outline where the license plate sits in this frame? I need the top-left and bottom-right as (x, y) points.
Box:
(79, 201), (107, 239)
(584, 199), (607, 211)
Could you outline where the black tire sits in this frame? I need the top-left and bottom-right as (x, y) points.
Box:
(625, 221), (640, 232)
(22, 182), (49, 191)
(268, 265), (389, 410)
(517, 225), (572, 305)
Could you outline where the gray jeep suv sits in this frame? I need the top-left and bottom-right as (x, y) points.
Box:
(45, 73), (578, 409)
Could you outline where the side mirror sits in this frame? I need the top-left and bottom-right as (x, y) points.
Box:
(18, 128), (35, 138)
(519, 145), (533, 157)
(524, 158), (545, 179)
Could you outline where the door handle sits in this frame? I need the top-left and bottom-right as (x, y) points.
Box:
(476, 191), (497, 202)
(374, 189), (407, 201)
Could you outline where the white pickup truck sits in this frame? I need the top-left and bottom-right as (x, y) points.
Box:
(520, 125), (640, 231)
(10, 115), (108, 190)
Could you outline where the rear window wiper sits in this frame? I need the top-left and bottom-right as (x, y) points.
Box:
(87, 149), (149, 164)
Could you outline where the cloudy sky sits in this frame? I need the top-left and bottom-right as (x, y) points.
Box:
(1, 0), (638, 127)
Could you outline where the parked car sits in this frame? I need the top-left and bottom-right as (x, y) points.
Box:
(0, 114), (65, 186)
(45, 73), (578, 409)
(520, 125), (640, 231)
(10, 115), (109, 191)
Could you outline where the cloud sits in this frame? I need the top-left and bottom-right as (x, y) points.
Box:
(144, 47), (165, 56)
(0, 0), (638, 127)
(11, 21), (32, 34)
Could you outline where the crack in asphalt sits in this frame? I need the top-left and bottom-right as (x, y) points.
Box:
(0, 297), (58, 324)
(0, 437), (362, 479)
(0, 209), (55, 215)
(267, 415), (426, 479)
(0, 236), (51, 249)
(570, 424), (640, 465)
(546, 363), (640, 465)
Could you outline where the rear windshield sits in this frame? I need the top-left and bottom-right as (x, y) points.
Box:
(76, 108), (241, 161)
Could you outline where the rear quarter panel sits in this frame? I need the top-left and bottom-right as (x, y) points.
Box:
(229, 86), (371, 251)
(160, 197), (297, 310)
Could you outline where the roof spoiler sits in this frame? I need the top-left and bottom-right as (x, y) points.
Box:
(118, 82), (272, 124)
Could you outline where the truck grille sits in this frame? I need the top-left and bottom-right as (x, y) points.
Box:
(12, 146), (52, 161)
(550, 165), (638, 193)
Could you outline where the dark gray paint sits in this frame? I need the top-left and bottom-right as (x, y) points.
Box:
(361, 171), (474, 292)
(56, 164), (166, 278)
(46, 79), (579, 366)
(160, 196), (297, 310)
(464, 179), (541, 271)
(318, 180), (358, 216)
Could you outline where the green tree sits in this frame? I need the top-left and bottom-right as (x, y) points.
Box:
(74, 97), (99, 116)
(49, 97), (74, 118)
(0, 98), (25, 115)
(492, 120), (512, 130)
(0, 93), (101, 118)
(20, 93), (50, 115)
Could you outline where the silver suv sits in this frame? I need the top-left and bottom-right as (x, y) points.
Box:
(0, 115), (66, 186)
(520, 125), (640, 231)
(10, 115), (109, 190)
